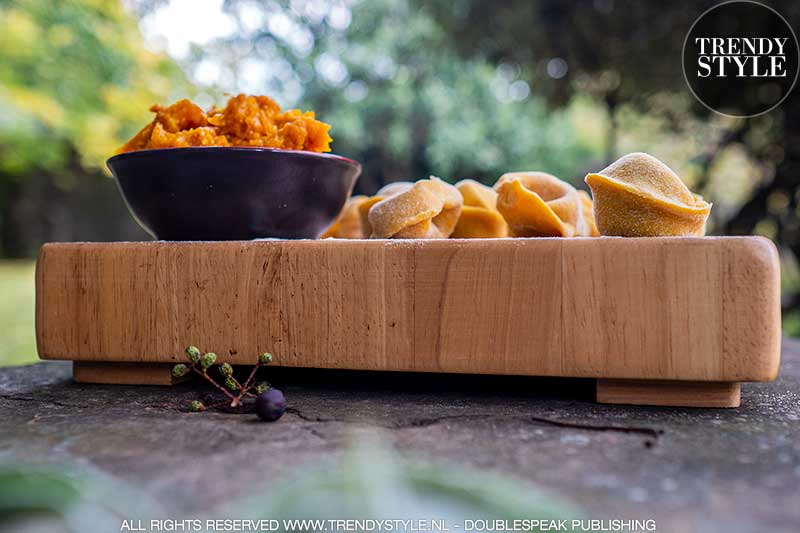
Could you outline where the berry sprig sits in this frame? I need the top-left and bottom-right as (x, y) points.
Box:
(172, 346), (274, 411)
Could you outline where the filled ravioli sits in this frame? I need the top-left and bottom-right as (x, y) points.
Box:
(321, 195), (369, 239)
(584, 152), (711, 237)
(354, 182), (413, 237)
(494, 172), (595, 237)
(578, 190), (600, 237)
(451, 179), (509, 238)
(368, 177), (463, 238)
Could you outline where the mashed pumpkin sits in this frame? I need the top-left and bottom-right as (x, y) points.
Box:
(118, 94), (332, 153)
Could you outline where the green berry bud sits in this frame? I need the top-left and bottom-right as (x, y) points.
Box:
(220, 362), (233, 377)
(185, 346), (201, 363)
(255, 382), (269, 394)
(200, 352), (217, 369)
(172, 364), (189, 378)
(225, 377), (238, 391)
(258, 352), (273, 365)
(189, 400), (205, 412)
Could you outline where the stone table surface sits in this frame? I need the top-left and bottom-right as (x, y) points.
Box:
(1, 340), (799, 533)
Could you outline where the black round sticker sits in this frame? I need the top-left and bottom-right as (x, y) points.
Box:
(683, 0), (799, 117)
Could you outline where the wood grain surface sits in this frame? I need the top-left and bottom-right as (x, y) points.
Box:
(596, 379), (742, 408)
(73, 362), (181, 385)
(36, 237), (781, 384)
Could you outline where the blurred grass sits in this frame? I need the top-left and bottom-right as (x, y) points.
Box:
(0, 261), (37, 367)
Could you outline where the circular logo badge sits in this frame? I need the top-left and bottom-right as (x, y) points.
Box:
(683, 0), (799, 117)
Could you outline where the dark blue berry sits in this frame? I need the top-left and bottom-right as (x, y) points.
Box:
(255, 389), (286, 422)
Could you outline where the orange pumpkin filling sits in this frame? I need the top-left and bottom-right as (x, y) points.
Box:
(118, 94), (332, 154)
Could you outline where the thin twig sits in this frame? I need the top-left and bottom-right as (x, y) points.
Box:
(178, 348), (274, 411)
(233, 362), (264, 403)
(240, 363), (262, 392)
(190, 366), (237, 403)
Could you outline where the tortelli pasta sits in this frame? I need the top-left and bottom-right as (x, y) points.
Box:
(494, 172), (596, 237)
(353, 182), (413, 237)
(321, 182), (416, 238)
(451, 180), (509, 238)
(585, 152), (711, 237)
(578, 190), (600, 237)
(376, 181), (414, 197)
(357, 196), (385, 238)
(323, 152), (710, 240)
(321, 195), (369, 239)
(368, 177), (463, 238)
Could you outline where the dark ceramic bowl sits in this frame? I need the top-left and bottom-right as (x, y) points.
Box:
(107, 147), (361, 240)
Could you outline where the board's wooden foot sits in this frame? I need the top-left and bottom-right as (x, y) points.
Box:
(596, 379), (741, 408)
(73, 362), (184, 385)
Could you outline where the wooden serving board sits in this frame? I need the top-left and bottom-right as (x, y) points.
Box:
(35, 237), (781, 407)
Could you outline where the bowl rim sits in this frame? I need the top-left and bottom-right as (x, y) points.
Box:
(107, 146), (361, 169)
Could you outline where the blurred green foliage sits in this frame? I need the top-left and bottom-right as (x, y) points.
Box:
(293, 0), (599, 191)
(0, 440), (579, 532)
(0, 463), (161, 532)
(0, 0), (188, 173)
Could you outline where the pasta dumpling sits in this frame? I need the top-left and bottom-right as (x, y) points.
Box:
(321, 195), (369, 239)
(451, 179), (509, 238)
(494, 172), (595, 237)
(578, 190), (600, 237)
(584, 152), (711, 237)
(376, 181), (414, 197)
(368, 177), (463, 238)
(355, 182), (413, 237)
